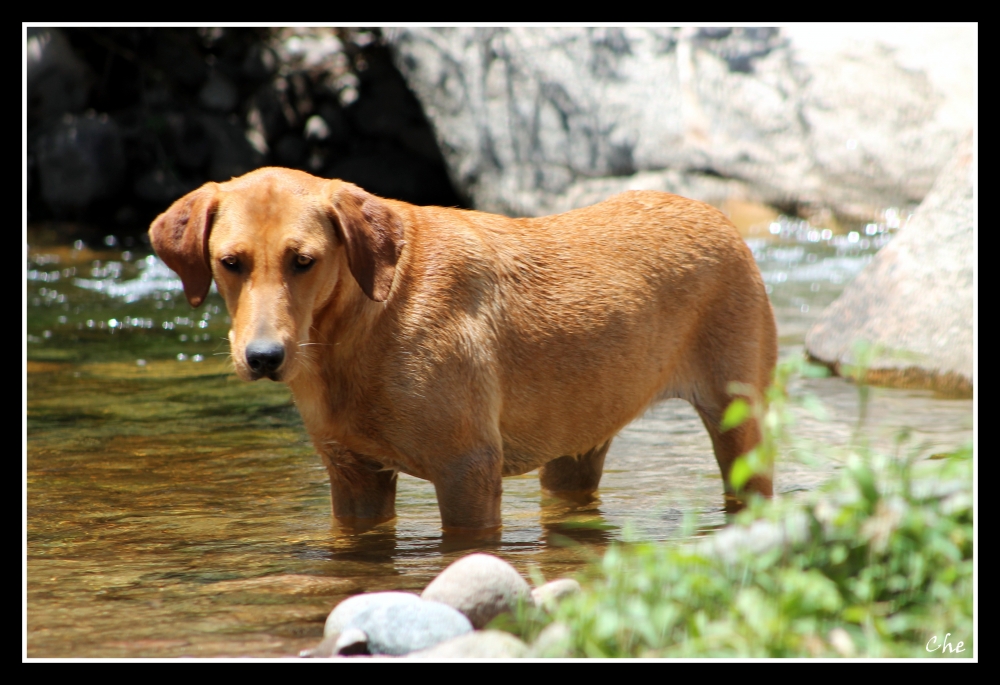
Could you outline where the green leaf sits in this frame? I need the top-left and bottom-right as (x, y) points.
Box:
(842, 605), (868, 624)
(722, 398), (751, 431)
(802, 395), (829, 421)
(801, 361), (831, 378)
(848, 458), (878, 506)
(730, 456), (754, 490)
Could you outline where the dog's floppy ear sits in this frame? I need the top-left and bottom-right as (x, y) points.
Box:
(327, 183), (405, 302)
(148, 183), (219, 308)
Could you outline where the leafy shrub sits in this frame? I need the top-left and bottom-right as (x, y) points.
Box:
(503, 358), (974, 658)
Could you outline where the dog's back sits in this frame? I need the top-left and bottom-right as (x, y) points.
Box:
(376, 191), (776, 477)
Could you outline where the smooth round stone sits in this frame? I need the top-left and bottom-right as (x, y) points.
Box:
(340, 599), (473, 656)
(530, 578), (581, 608)
(529, 621), (573, 658)
(421, 553), (531, 629)
(324, 591), (422, 638)
(408, 630), (528, 659)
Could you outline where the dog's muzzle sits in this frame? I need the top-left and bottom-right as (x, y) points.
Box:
(245, 340), (285, 380)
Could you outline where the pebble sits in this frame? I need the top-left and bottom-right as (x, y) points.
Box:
(421, 553), (531, 629)
(324, 591), (421, 638)
(530, 578), (581, 609)
(338, 598), (473, 656)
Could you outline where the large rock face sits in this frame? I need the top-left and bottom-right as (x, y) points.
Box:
(387, 26), (975, 219)
(804, 135), (974, 397)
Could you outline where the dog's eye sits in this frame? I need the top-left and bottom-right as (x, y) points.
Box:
(221, 256), (240, 273)
(293, 254), (314, 272)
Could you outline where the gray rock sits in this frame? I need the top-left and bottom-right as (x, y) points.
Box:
(334, 627), (371, 656)
(26, 28), (92, 124)
(338, 598), (473, 656)
(387, 27), (974, 220)
(35, 113), (125, 213)
(528, 621), (574, 658)
(530, 579), (581, 609)
(324, 591), (422, 638)
(273, 28), (345, 73)
(695, 511), (811, 565)
(422, 554), (532, 629)
(304, 114), (331, 141)
(407, 630), (528, 659)
(299, 634), (339, 658)
(805, 134), (974, 397)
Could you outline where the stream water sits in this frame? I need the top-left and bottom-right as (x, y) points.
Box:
(25, 217), (973, 657)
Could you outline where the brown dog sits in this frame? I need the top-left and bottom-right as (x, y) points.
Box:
(149, 167), (777, 531)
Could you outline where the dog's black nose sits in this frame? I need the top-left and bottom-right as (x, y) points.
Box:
(245, 341), (285, 378)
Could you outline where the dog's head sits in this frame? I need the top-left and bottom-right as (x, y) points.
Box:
(148, 168), (405, 383)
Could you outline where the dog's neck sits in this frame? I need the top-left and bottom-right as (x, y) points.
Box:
(286, 255), (401, 457)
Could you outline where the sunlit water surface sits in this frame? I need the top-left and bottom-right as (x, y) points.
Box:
(26, 220), (972, 657)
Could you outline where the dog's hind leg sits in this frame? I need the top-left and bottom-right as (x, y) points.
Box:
(688, 286), (778, 512)
(321, 448), (397, 523)
(694, 389), (773, 514)
(539, 439), (611, 500)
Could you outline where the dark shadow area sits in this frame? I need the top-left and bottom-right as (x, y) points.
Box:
(26, 27), (467, 242)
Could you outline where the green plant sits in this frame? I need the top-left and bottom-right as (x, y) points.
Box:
(502, 357), (974, 658)
(722, 356), (830, 494)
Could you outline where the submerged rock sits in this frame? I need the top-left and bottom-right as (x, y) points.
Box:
(805, 134), (974, 397)
(206, 574), (358, 597)
(421, 553), (532, 629)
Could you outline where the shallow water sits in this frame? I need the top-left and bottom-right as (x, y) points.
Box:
(25, 221), (972, 657)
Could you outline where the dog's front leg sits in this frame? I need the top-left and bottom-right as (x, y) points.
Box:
(320, 447), (397, 523)
(432, 446), (503, 532)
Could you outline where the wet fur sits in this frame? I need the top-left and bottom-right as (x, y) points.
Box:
(149, 167), (778, 531)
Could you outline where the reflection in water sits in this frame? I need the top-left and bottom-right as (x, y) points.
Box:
(326, 526), (401, 564)
(539, 497), (615, 548)
(26, 227), (972, 657)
